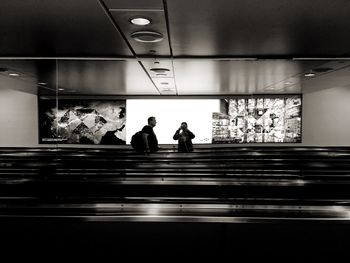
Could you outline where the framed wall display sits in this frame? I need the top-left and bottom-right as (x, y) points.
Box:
(39, 98), (126, 145)
(212, 95), (302, 143)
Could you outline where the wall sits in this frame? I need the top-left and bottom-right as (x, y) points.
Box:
(1, 87), (350, 147)
(302, 86), (350, 146)
(0, 88), (39, 147)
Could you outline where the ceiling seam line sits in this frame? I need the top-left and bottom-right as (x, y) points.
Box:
(109, 8), (164, 12)
(162, 0), (178, 95)
(162, 0), (174, 57)
(96, 0), (137, 57)
(97, 0), (160, 94)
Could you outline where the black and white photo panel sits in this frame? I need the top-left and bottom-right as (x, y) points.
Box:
(39, 99), (126, 145)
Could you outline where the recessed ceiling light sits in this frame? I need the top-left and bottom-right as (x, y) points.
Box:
(284, 81), (292, 85)
(8, 73), (20, 77)
(58, 88), (65, 91)
(130, 17), (151, 26)
(304, 72), (315, 77)
(131, 31), (163, 43)
(150, 68), (170, 73)
(38, 82), (47, 85)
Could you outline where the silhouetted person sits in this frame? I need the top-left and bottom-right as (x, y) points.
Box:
(173, 122), (195, 152)
(140, 116), (159, 154)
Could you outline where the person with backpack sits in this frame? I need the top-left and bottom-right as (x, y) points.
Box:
(131, 116), (159, 153)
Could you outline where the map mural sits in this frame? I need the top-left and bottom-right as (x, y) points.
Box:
(39, 99), (126, 144)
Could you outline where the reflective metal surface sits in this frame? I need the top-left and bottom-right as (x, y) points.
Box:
(2, 201), (350, 223)
(2, 147), (350, 222)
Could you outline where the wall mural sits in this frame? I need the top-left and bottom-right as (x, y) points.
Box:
(212, 96), (302, 143)
(39, 99), (126, 144)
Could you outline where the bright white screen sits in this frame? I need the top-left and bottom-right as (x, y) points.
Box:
(126, 99), (220, 144)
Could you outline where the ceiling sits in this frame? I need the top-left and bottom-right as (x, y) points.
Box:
(0, 0), (350, 96)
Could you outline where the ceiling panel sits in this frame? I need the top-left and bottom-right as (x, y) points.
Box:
(110, 10), (171, 56)
(0, 0), (133, 57)
(0, 1), (350, 97)
(301, 61), (350, 94)
(3, 59), (350, 96)
(0, 60), (56, 95)
(0, 74), (39, 95)
(166, 0), (350, 57)
(141, 59), (174, 78)
(104, 0), (163, 10)
(56, 60), (159, 95)
(152, 77), (177, 95)
(173, 60), (323, 95)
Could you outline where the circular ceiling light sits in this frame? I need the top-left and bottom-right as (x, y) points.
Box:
(130, 17), (151, 26)
(58, 88), (65, 91)
(38, 82), (47, 85)
(8, 73), (20, 77)
(131, 31), (163, 43)
(304, 72), (315, 77)
(150, 68), (170, 73)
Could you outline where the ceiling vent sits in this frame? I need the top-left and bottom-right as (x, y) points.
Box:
(150, 68), (170, 73)
(131, 31), (163, 43)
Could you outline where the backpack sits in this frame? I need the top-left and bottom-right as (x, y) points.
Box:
(130, 131), (143, 150)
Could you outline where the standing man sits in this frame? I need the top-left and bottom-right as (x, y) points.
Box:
(173, 122), (195, 152)
(141, 116), (159, 153)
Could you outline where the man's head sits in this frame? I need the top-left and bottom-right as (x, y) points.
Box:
(148, 116), (157, 127)
(181, 122), (188, 130)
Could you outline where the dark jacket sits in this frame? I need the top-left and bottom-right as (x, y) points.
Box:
(141, 125), (159, 152)
(173, 129), (195, 152)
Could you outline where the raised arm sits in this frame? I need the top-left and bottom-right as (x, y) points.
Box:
(173, 129), (181, 140)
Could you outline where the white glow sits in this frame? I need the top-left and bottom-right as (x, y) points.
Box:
(130, 17), (151, 26)
(8, 73), (20, 77)
(126, 99), (220, 144)
(304, 72), (315, 77)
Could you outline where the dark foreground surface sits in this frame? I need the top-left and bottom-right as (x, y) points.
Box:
(1, 220), (350, 261)
(1, 146), (350, 261)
